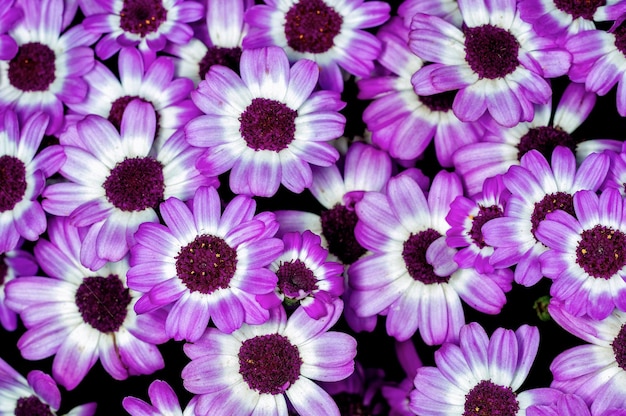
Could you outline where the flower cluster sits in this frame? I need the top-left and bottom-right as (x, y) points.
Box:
(2, 0), (626, 415)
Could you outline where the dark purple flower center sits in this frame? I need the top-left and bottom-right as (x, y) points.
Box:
(199, 46), (242, 80)
(0, 155), (27, 213)
(470, 204), (504, 248)
(0, 254), (7, 286)
(75, 274), (131, 333)
(284, 0), (343, 54)
(108, 96), (160, 133)
(613, 21), (626, 56)
(613, 323), (626, 371)
(517, 126), (575, 161)
(530, 192), (575, 238)
(239, 98), (297, 151)
(464, 25), (520, 79)
(402, 229), (450, 284)
(463, 380), (519, 416)
(14, 396), (54, 416)
(420, 90), (456, 112)
(576, 225), (626, 279)
(238, 333), (302, 395)
(321, 203), (367, 265)
(554, 0), (605, 19)
(276, 259), (318, 301)
(119, 0), (167, 37)
(103, 157), (164, 211)
(175, 235), (238, 294)
(8, 42), (56, 92)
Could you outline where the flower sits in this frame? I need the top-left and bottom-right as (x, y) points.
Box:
(381, 340), (422, 416)
(185, 46), (346, 197)
(4, 216), (169, 390)
(0, 245), (38, 331)
(181, 300), (357, 416)
(243, 0), (391, 92)
(123, 379), (198, 416)
(127, 185), (284, 341)
(0, 0), (23, 61)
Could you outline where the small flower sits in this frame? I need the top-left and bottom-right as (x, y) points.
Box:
(123, 379), (198, 416)
(0, 0), (23, 61)
(0, 245), (38, 331)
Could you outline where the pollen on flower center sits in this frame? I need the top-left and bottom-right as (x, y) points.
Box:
(199, 46), (242, 80)
(175, 235), (238, 294)
(554, 0), (605, 19)
(0, 155), (27, 213)
(14, 396), (54, 416)
(419, 90), (456, 112)
(8, 42), (56, 92)
(470, 204), (504, 248)
(239, 98), (297, 151)
(402, 229), (450, 284)
(530, 192), (575, 238)
(321, 203), (367, 265)
(284, 0), (343, 54)
(276, 259), (318, 300)
(238, 333), (302, 395)
(464, 24), (520, 79)
(75, 274), (131, 333)
(103, 157), (165, 212)
(108, 96), (160, 133)
(612, 323), (626, 371)
(119, 0), (167, 37)
(576, 225), (626, 279)
(517, 126), (575, 161)
(463, 380), (520, 416)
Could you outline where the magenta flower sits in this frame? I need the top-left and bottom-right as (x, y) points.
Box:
(123, 379), (198, 416)
(0, 245), (38, 331)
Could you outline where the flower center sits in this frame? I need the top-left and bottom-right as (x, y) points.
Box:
(199, 46), (242, 80)
(75, 274), (131, 333)
(0, 254), (7, 286)
(8, 42), (56, 92)
(613, 21), (626, 56)
(14, 396), (54, 416)
(103, 157), (164, 212)
(576, 225), (626, 279)
(554, 0), (605, 19)
(321, 204), (367, 265)
(419, 90), (456, 112)
(0, 155), (27, 213)
(284, 0), (343, 54)
(239, 98), (297, 151)
(612, 323), (626, 371)
(517, 126), (575, 161)
(108, 96), (160, 133)
(464, 25), (520, 79)
(463, 380), (520, 416)
(402, 229), (450, 284)
(276, 259), (318, 301)
(238, 333), (302, 395)
(470, 204), (504, 249)
(119, 0), (167, 37)
(175, 235), (238, 294)
(530, 192), (575, 238)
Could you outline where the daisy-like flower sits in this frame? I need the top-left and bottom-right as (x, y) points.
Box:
(410, 322), (560, 414)
(256, 230), (344, 319)
(0, 0), (99, 135)
(350, 171), (511, 344)
(181, 300), (357, 416)
(42, 99), (216, 270)
(409, 0), (572, 127)
(0, 357), (96, 415)
(0, 110), (65, 254)
(242, 0), (391, 92)
(4, 216), (169, 391)
(482, 146), (609, 287)
(452, 81), (597, 196)
(0, 0), (23, 61)
(534, 187), (626, 319)
(185, 46), (346, 197)
(127, 185), (284, 342)
(82, 0), (204, 60)
(0, 245), (38, 331)
(123, 379), (198, 416)
(357, 17), (483, 167)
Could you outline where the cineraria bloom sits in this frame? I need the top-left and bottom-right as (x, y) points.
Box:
(482, 146), (609, 287)
(82, 0), (204, 60)
(527, 391), (626, 416)
(453, 81), (597, 197)
(0, 245), (38, 331)
(0, 357), (97, 416)
(0, 0), (99, 135)
(127, 186), (284, 341)
(446, 175), (511, 275)
(256, 230), (344, 319)
(548, 300), (626, 414)
(0, 0), (23, 61)
(0, 110), (65, 253)
(534, 188), (626, 319)
(409, 0), (572, 128)
(410, 322), (560, 415)
(357, 17), (483, 167)
(186, 46), (346, 197)
(242, 0), (391, 92)
(123, 379), (198, 416)
(43, 100), (216, 270)
(397, 0), (462, 27)
(4, 216), (169, 391)
(182, 300), (357, 416)
(350, 172), (511, 345)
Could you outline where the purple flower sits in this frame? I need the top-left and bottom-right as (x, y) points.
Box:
(0, 245), (38, 331)
(527, 391), (626, 416)
(381, 340), (423, 416)
(123, 379), (198, 416)
(0, 0), (23, 61)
